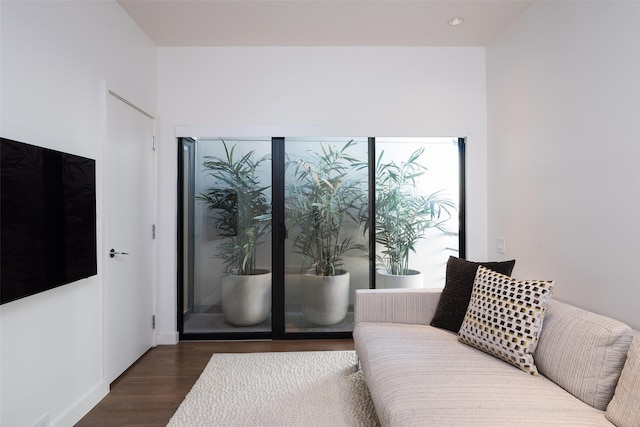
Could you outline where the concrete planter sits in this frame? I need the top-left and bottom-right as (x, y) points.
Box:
(221, 269), (271, 326)
(301, 270), (350, 325)
(376, 269), (423, 289)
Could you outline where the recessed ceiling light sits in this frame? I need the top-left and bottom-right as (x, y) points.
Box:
(448, 17), (464, 26)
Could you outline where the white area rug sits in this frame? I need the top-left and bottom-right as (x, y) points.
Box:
(167, 350), (380, 427)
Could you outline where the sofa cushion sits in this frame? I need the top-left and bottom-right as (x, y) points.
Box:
(354, 322), (613, 426)
(458, 266), (555, 375)
(606, 333), (640, 426)
(534, 300), (634, 411)
(430, 256), (516, 333)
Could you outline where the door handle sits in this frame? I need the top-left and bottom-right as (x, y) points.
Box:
(109, 248), (130, 258)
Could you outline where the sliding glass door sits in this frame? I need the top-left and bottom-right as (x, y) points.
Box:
(283, 138), (370, 333)
(178, 136), (464, 340)
(179, 138), (273, 338)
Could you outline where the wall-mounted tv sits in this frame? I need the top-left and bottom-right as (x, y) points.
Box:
(1, 137), (97, 304)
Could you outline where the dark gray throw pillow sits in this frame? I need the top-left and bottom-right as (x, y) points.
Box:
(430, 256), (516, 333)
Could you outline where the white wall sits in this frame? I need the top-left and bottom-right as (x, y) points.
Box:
(487, 1), (640, 329)
(156, 47), (489, 338)
(0, 1), (156, 426)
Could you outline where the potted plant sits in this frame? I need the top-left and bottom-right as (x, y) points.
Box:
(197, 141), (272, 326)
(364, 147), (456, 288)
(285, 140), (367, 325)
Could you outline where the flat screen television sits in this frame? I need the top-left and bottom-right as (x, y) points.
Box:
(1, 137), (97, 304)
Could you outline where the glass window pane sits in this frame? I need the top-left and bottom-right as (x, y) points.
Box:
(184, 137), (272, 334)
(374, 137), (459, 288)
(284, 138), (369, 333)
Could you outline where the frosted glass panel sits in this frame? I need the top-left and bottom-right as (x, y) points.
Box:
(374, 137), (459, 288)
(284, 138), (370, 333)
(184, 138), (272, 334)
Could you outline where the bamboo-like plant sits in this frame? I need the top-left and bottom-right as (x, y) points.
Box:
(362, 147), (456, 276)
(197, 141), (272, 275)
(285, 140), (367, 276)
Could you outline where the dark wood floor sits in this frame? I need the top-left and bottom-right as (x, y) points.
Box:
(75, 339), (355, 427)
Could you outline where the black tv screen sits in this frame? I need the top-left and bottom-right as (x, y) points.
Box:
(1, 137), (97, 304)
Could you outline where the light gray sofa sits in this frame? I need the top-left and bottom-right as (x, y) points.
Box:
(353, 288), (638, 427)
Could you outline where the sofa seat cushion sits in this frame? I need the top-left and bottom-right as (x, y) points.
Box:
(354, 322), (613, 427)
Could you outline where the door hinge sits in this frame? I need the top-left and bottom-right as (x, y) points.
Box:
(152, 315), (156, 330)
(152, 136), (157, 151)
(152, 224), (156, 239)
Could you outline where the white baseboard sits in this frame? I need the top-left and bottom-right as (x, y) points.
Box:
(156, 331), (179, 345)
(51, 381), (109, 427)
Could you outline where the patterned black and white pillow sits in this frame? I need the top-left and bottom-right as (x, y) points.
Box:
(458, 266), (556, 376)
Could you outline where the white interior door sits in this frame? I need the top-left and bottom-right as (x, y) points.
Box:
(104, 91), (155, 383)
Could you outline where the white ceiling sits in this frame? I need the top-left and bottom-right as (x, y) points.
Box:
(118, 0), (534, 47)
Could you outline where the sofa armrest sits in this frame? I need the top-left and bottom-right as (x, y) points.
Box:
(354, 288), (442, 326)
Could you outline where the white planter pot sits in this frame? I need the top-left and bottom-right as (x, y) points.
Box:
(301, 270), (350, 326)
(221, 269), (271, 326)
(376, 269), (423, 289)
